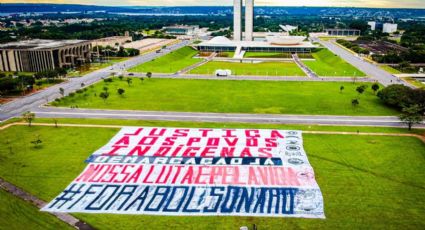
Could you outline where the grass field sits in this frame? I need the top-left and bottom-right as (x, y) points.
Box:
(402, 77), (425, 89)
(128, 46), (201, 73)
(189, 61), (306, 76)
(52, 78), (396, 116)
(0, 189), (72, 229)
(0, 124), (424, 229)
(380, 65), (402, 74)
(304, 49), (366, 77)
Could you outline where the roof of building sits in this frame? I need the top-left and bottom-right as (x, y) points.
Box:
(196, 36), (317, 48)
(0, 39), (89, 50)
(92, 36), (131, 42)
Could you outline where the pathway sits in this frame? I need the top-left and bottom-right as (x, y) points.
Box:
(178, 52), (217, 75)
(292, 53), (319, 78)
(125, 72), (373, 82)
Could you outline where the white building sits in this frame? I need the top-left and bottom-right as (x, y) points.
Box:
(383, 23), (398, 34)
(280, 25), (298, 33)
(195, 36), (317, 54)
(233, 0), (254, 41)
(245, 0), (254, 41)
(368, 21), (397, 33)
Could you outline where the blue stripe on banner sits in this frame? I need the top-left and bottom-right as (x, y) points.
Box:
(85, 156), (283, 166)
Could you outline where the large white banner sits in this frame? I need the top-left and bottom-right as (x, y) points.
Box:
(43, 127), (325, 218)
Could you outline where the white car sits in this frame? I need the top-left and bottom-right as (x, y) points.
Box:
(215, 69), (232, 77)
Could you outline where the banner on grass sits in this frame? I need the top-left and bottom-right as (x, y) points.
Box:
(43, 127), (325, 218)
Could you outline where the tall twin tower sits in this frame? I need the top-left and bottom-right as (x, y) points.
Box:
(233, 0), (254, 41)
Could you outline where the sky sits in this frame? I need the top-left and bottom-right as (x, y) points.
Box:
(1, 0), (425, 9)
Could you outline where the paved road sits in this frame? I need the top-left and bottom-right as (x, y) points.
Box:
(0, 40), (190, 121)
(33, 107), (424, 128)
(317, 39), (411, 87)
(125, 72), (373, 82)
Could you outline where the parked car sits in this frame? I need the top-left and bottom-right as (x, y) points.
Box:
(215, 69), (232, 77)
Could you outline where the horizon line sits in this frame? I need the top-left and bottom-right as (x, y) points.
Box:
(1, 3), (424, 10)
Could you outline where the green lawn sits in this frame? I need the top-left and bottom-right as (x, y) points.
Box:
(380, 65), (402, 74)
(0, 125), (424, 229)
(403, 77), (425, 89)
(190, 61), (306, 76)
(52, 78), (396, 116)
(128, 46), (201, 73)
(304, 49), (366, 77)
(0, 189), (72, 229)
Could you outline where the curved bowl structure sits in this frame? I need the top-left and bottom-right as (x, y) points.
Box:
(266, 36), (306, 45)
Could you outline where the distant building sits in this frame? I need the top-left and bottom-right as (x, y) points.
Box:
(368, 21), (397, 33)
(368, 21), (379, 31)
(280, 25), (298, 33)
(162, 25), (199, 36)
(0, 39), (91, 72)
(383, 23), (398, 33)
(325, 29), (361, 36)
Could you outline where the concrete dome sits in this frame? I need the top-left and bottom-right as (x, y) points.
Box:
(208, 36), (232, 44)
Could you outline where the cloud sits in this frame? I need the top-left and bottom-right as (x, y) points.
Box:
(1, 0), (424, 8)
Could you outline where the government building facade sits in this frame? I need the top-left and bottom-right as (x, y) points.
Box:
(0, 39), (91, 72)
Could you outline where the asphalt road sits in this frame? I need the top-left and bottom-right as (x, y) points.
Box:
(33, 107), (424, 128)
(0, 40), (190, 121)
(134, 74), (373, 82)
(317, 39), (411, 87)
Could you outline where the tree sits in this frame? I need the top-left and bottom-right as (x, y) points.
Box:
(356, 85), (367, 95)
(140, 77), (145, 83)
(399, 104), (424, 130)
(146, 72), (152, 79)
(103, 86), (109, 92)
(22, 111), (35, 127)
(371, 83), (380, 94)
(377, 84), (424, 112)
(352, 99), (359, 107)
(117, 88), (125, 96)
(126, 78), (133, 86)
(59, 87), (65, 96)
(30, 135), (43, 149)
(340, 86), (345, 93)
(99, 91), (109, 102)
(118, 75), (124, 81)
